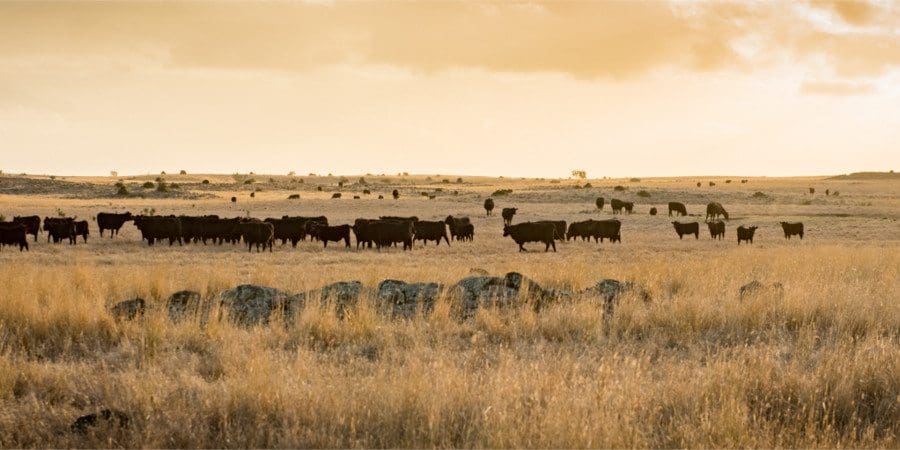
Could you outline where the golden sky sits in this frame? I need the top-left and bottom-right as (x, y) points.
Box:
(1, 1), (898, 177)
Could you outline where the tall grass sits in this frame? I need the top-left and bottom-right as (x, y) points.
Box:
(0, 246), (896, 447)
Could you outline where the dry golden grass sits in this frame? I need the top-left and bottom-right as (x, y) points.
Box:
(0, 174), (897, 448)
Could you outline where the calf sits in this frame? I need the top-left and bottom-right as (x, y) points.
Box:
(501, 208), (517, 226)
(780, 222), (804, 240)
(668, 202), (687, 217)
(672, 221), (699, 240)
(737, 225), (758, 244)
(74, 220), (89, 243)
(707, 220), (725, 240)
(43, 217), (77, 244)
(0, 223), (29, 251)
(12, 216), (40, 241)
(503, 222), (556, 252)
(610, 199), (626, 214)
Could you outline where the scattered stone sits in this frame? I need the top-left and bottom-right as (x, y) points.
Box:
(739, 280), (785, 301)
(167, 290), (202, 323)
(582, 279), (652, 315)
(313, 281), (367, 318)
(71, 408), (130, 433)
(218, 284), (303, 326)
(376, 279), (443, 318)
(109, 298), (146, 321)
(449, 272), (565, 317)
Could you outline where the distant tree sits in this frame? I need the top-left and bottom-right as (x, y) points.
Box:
(456, 177), (463, 183)
(571, 169), (587, 179)
(287, 171), (296, 176)
(110, 171), (118, 177)
(179, 170), (187, 175)
(142, 181), (155, 189)
(201, 179), (210, 184)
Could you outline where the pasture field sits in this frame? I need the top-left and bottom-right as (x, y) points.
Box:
(0, 173), (898, 448)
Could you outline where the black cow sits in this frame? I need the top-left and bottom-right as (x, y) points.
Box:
(238, 221), (274, 252)
(370, 220), (414, 250)
(535, 220), (566, 240)
(444, 215), (471, 241)
(379, 216), (418, 223)
(649, 207), (657, 216)
(264, 217), (307, 247)
(352, 219), (376, 249)
(593, 219), (621, 243)
(96, 212), (133, 238)
(310, 224), (352, 248)
(392, 189), (400, 200)
(706, 202), (729, 221)
(414, 221), (450, 246)
(501, 208), (517, 226)
(623, 202), (634, 214)
(780, 222), (804, 240)
(74, 220), (89, 243)
(43, 217), (77, 244)
(282, 216), (328, 241)
(503, 222), (556, 252)
(0, 223), (29, 251)
(595, 197), (605, 210)
(672, 221), (699, 240)
(12, 216), (40, 241)
(707, 220), (725, 240)
(668, 202), (687, 217)
(456, 223), (474, 241)
(737, 225), (757, 244)
(134, 216), (182, 246)
(484, 198), (495, 216)
(610, 199), (626, 214)
(566, 220), (595, 241)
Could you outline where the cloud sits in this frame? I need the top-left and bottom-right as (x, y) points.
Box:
(800, 80), (876, 95)
(0, 2), (897, 79)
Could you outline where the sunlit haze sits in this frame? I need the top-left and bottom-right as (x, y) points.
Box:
(1, 1), (898, 178)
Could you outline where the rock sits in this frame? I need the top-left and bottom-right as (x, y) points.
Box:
(583, 279), (652, 315)
(312, 281), (367, 318)
(468, 267), (490, 276)
(739, 280), (784, 301)
(71, 408), (130, 433)
(449, 272), (563, 317)
(110, 298), (146, 321)
(166, 290), (202, 323)
(376, 279), (443, 318)
(218, 284), (304, 326)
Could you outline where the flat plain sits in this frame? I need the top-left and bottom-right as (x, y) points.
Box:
(0, 172), (897, 447)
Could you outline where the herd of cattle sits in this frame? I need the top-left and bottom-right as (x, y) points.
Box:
(0, 201), (806, 252)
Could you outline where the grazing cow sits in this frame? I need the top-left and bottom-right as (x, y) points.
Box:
(535, 220), (566, 240)
(741, 179), (748, 184)
(707, 220), (725, 240)
(238, 221), (275, 252)
(392, 189), (400, 200)
(737, 225), (757, 244)
(709, 181), (716, 187)
(331, 193), (341, 199)
(503, 222), (556, 252)
(444, 215), (471, 241)
(309, 224), (352, 248)
(264, 217), (307, 247)
(780, 222), (804, 240)
(414, 221), (450, 246)
(610, 198), (626, 214)
(12, 216), (40, 241)
(623, 202), (634, 214)
(0, 223), (29, 251)
(501, 208), (517, 226)
(456, 223), (474, 241)
(43, 217), (77, 244)
(96, 212), (133, 238)
(566, 220), (595, 241)
(808, 187), (815, 194)
(706, 202), (729, 221)
(74, 220), (89, 243)
(134, 216), (183, 246)
(370, 220), (414, 250)
(672, 221), (699, 240)
(649, 207), (657, 216)
(668, 202), (687, 217)
(595, 197), (605, 210)
(484, 198), (495, 216)
(593, 219), (622, 243)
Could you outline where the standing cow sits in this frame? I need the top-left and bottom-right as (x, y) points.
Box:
(501, 208), (517, 226)
(780, 222), (804, 240)
(595, 197), (605, 210)
(483, 198), (495, 216)
(672, 221), (699, 240)
(12, 216), (40, 242)
(707, 220), (725, 240)
(737, 226), (758, 245)
(97, 212), (133, 238)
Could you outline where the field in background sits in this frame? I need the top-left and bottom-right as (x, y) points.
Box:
(0, 173), (897, 447)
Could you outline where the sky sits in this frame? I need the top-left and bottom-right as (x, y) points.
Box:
(0, 1), (898, 178)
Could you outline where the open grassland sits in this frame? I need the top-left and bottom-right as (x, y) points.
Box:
(0, 174), (898, 447)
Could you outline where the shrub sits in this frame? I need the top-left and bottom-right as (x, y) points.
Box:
(492, 189), (513, 196)
(421, 192), (429, 196)
(201, 179), (210, 185)
(629, 177), (641, 182)
(268, 178), (275, 183)
(332, 193), (341, 199)
(243, 179), (255, 185)
(317, 186), (323, 191)
(155, 177), (163, 182)
(179, 170), (187, 175)
(110, 171), (118, 177)
(613, 185), (626, 191)
(287, 171), (296, 176)
(156, 181), (168, 192)
(359, 177), (367, 185)
(456, 177), (463, 183)
(583, 183), (593, 188)
(550, 179), (560, 184)
(115, 182), (129, 196)
(752, 191), (768, 198)
(288, 194), (300, 199)
(142, 181), (155, 189)
(442, 179), (450, 184)
(169, 183), (180, 189)
(637, 190), (651, 198)
(435, 188), (443, 192)
(49, 175), (56, 180)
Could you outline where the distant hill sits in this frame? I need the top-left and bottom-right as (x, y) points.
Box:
(826, 171), (898, 180)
